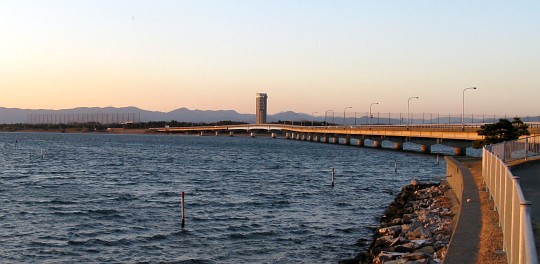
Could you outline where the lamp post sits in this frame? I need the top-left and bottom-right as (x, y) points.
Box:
(324, 110), (333, 126)
(407, 97), (419, 128)
(343, 107), (352, 125)
(311, 112), (317, 126)
(369, 103), (379, 126)
(462, 87), (477, 130)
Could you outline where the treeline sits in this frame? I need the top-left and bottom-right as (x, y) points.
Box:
(0, 120), (249, 132)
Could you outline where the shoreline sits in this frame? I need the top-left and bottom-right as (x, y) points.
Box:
(342, 181), (456, 264)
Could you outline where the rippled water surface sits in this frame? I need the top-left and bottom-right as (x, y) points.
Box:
(0, 132), (447, 263)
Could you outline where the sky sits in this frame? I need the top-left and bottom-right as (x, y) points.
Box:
(1, 1), (539, 116)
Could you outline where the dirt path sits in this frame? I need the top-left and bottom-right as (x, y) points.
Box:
(462, 161), (506, 264)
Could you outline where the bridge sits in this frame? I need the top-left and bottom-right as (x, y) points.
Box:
(150, 123), (540, 156)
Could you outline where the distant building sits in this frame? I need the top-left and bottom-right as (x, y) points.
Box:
(256, 93), (268, 124)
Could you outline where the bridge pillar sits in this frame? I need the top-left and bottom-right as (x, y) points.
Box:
(250, 132), (255, 137)
(420, 144), (431, 154)
(373, 140), (381, 148)
(301, 134), (306, 141)
(394, 142), (403, 151)
(322, 136), (328, 143)
(200, 131), (204, 136)
(307, 135), (313, 141)
(271, 133), (276, 138)
(215, 131), (219, 136)
(229, 132), (234, 137)
(333, 137), (340, 144)
(454, 147), (466, 156)
(343, 137), (350, 145)
(296, 133), (301, 140)
(285, 133), (290, 139)
(357, 138), (364, 147)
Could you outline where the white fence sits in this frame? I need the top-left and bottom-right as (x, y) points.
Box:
(490, 136), (540, 163)
(483, 135), (540, 264)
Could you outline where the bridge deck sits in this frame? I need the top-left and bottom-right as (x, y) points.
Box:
(150, 124), (485, 141)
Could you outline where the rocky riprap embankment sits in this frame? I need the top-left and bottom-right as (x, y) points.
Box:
(344, 181), (455, 264)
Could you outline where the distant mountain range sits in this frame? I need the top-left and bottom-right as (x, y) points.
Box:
(1, 106), (538, 125)
(0, 106), (317, 124)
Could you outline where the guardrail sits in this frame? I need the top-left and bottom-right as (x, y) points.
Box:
(489, 136), (540, 163)
(483, 135), (540, 264)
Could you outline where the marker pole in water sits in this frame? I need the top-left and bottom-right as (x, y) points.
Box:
(394, 159), (397, 173)
(181, 192), (185, 229)
(436, 154), (440, 165)
(331, 167), (335, 187)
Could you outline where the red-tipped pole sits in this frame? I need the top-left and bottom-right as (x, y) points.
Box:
(181, 192), (185, 229)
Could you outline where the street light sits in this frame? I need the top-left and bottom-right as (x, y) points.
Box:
(324, 110), (333, 126)
(462, 87), (477, 129)
(369, 103), (379, 126)
(311, 112), (317, 126)
(407, 97), (419, 127)
(343, 107), (352, 125)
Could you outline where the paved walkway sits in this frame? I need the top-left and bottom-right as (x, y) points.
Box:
(511, 159), (540, 257)
(445, 157), (507, 264)
(444, 158), (482, 264)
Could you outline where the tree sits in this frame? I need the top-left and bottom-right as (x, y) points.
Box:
(472, 117), (530, 148)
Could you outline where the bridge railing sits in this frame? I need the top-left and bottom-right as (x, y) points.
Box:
(335, 112), (540, 126)
(483, 135), (539, 264)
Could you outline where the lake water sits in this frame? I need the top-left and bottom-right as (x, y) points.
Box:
(0, 132), (447, 263)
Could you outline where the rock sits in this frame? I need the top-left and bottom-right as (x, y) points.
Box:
(379, 225), (402, 236)
(390, 237), (409, 247)
(404, 252), (429, 261)
(375, 235), (395, 247)
(436, 247), (448, 259)
(415, 245), (435, 254)
(394, 243), (417, 253)
(408, 227), (432, 240)
(409, 259), (430, 264)
(410, 221), (424, 231)
(401, 224), (413, 233)
(384, 259), (409, 264)
(375, 251), (405, 263)
(409, 239), (429, 247)
(402, 214), (413, 224)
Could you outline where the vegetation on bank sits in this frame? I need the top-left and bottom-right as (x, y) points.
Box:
(0, 120), (248, 132)
(472, 117), (530, 148)
(272, 120), (336, 126)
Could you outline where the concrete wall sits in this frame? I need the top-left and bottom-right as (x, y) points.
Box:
(444, 157), (482, 264)
(445, 157), (465, 204)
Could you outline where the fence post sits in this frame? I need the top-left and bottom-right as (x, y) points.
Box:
(511, 176), (520, 264)
(519, 201), (532, 264)
(503, 141), (507, 163)
(525, 138), (528, 160)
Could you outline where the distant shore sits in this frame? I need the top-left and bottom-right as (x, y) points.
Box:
(0, 128), (151, 134)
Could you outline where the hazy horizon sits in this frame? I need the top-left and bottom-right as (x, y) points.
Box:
(1, 1), (539, 115)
